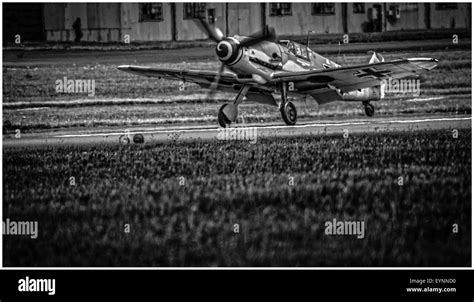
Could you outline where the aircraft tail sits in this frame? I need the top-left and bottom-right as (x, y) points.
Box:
(369, 51), (384, 64)
(369, 52), (385, 99)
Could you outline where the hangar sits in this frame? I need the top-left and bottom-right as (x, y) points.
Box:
(3, 3), (472, 43)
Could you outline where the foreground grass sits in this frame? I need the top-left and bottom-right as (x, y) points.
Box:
(3, 129), (471, 266)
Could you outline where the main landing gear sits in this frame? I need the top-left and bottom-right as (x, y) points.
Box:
(216, 82), (298, 127)
(218, 85), (249, 128)
(363, 101), (375, 117)
(279, 82), (297, 126)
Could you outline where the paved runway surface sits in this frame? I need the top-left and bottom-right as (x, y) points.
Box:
(3, 115), (471, 148)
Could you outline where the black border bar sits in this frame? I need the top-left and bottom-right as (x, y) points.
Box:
(0, 269), (472, 299)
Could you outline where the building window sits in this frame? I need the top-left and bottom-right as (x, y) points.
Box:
(312, 3), (335, 15)
(207, 8), (215, 24)
(353, 3), (365, 14)
(183, 3), (206, 19)
(139, 3), (163, 22)
(269, 3), (292, 16)
(435, 3), (458, 10)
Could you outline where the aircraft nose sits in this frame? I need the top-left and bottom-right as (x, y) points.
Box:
(215, 38), (241, 64)
(216, 40), (233, 61)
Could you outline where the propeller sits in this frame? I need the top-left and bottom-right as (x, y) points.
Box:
(240, 25), (276, 47)
(195, 18), (276, 45)
(193, 18), (277, 101)
(193, 18), (225, 101)
(205, 63), (226, 102)
(195, 18), (224, 42)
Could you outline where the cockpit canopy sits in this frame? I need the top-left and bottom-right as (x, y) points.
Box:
(279, 40), (309, 59)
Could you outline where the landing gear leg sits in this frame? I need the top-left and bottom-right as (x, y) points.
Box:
(217, 85), (250, 128)
(363, 101), (375, 117)
(279, 82), (297, 125)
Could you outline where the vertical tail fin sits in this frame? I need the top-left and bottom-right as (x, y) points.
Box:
(369, 51), (385, 99)
(369, 51), (384, 64)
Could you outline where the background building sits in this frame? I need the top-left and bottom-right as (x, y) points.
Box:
(3, 2), (472, 43)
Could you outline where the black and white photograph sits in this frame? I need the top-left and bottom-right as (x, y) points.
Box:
(2, 2), (471, 268)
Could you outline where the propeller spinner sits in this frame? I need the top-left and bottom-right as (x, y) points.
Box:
(215, 38), (242, 65)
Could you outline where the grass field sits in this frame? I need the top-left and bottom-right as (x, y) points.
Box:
(2, 48), (471, 131)
(3, 129), (471, 266)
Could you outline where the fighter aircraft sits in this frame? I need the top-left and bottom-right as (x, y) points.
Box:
(118, 19), (438, 128)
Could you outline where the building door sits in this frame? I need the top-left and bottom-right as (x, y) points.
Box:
(3, 3), (45, 42)
(228, 3), (251, 35)
(424, 3), (431, 29)
(371, 4), (383, 32)
(341, 3), (348, 33)
(237, 3), (251, 35)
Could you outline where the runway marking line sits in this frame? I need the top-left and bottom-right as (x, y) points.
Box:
(53, 116), (471, 138)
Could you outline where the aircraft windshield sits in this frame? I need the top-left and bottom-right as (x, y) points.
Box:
(288, 42), (308, 59)
(278, 40), (289, 47)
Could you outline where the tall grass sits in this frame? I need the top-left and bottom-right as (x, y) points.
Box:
(3, 129), (471, 266)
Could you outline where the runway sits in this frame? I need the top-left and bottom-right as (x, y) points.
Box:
(3, 115), (471, 148)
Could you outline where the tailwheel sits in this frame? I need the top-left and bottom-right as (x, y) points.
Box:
(280, 101), (297, 125)
(363, 102), (375, 117)
(218, 104), (232, 128)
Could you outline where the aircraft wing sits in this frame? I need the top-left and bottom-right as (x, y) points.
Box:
(117, 65), (240, 89)
(272, 58), (438, 93)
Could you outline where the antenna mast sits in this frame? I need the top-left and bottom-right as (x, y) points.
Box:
(306, 30), (315, 49)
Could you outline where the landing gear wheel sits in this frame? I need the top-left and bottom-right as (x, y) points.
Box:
(280, 101), (297, 125)
(3, 120), (11, 130)
(119, 135), (130, 145)
(133, 134), (145, 144)
(218, 104), (232, 128)
(363, 102), (375, 117)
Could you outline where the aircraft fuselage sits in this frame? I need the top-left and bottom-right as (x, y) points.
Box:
(216, 36), (381, 103)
